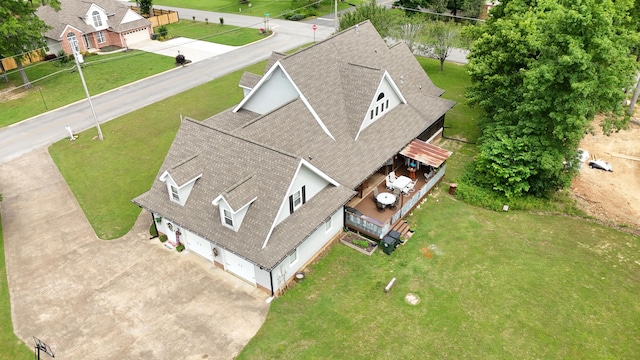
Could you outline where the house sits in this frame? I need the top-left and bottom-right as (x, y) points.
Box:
(133, 21), (455, 296)
(36, 0), (152, 55)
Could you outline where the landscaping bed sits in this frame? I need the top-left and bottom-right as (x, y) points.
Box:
(339, 231), (378, 255)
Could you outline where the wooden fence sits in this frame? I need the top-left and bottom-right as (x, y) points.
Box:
(1, 51), (44, 72)
(129, 7), (180, 28)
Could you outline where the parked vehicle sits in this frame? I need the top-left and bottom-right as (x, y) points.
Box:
(588, 160), (613, 172)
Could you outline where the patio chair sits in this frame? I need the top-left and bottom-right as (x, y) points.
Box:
(389, 171), (397, 183)
(373, 187), (379, 199)
(385, 176), (393, 190)
(376, 200), (386, 212)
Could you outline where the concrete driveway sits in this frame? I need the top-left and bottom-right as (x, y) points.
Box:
(0, 149), (269, 359)
(130, 38), (237, 63)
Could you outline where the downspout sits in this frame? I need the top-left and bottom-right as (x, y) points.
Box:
(150, 212), (159, 239)
(269, 270), (275, 297)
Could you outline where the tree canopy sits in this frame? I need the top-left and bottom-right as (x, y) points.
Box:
(0, 0), (60, 88)
(465, 0), (638, 197)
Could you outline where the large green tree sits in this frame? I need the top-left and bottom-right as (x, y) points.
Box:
(465, 0), (638, 197)
(339, 0), (398, 38)
(0, 0), (60, 89)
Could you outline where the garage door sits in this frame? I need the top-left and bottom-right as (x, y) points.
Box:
(185, 234), (213, 262)
(225, 251), (256, 285)
(124, 28), (150, 45)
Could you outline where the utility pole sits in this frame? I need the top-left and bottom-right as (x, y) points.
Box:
(335, 0), (338, 30)
(72, 48), (104, 141)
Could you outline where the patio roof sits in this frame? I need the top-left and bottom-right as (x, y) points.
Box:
(400, 139), (452, 168)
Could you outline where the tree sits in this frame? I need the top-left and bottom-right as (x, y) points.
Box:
(0, 0), (60, 89)
(423, 21), (461, 70)
(465, 0), (638, 197)
(462, 0), (483, 18)
(339, 0), (398, 38)
(140, 0), (152, 17)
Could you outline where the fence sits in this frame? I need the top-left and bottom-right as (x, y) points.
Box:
(129, 7), (180, 28)
(1, 51), (44, 72)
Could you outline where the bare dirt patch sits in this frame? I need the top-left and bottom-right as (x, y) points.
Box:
(571, 116), (640, 229)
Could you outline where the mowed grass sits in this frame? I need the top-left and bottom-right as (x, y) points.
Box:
(48, 61), (267, 239)
(153, 0), (361, 18)
(161, 20), (264, 46)
(239, 193), (640, 359)
(0, 218), (33, 360)
(0, 51), (175, 127)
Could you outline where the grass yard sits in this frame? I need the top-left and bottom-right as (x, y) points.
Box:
(238, 193), (640, 359)
(48, 61), (267, 239)
(152, 0), (361, 19)
(160, 20), (264, 46)
(0, 218), (33, 360)
(0, 51), (175, 128)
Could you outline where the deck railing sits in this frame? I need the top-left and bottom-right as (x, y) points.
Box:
(345, 209), (391, 239)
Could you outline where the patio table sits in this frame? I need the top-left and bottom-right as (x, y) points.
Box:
(393, 176), (412, 192)
(376, 192), (396, 206)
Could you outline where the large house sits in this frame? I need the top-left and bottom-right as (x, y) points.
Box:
(133, 21), (455, 296)
(37, 0), (152, 55)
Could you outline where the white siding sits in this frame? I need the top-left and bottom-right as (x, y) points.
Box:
(122, 9), (145, 24)
(270, 208), (344, 293)
(362, 77), (403, 130)
(275, 164), (331, 225)
(242, 66), (298, 115)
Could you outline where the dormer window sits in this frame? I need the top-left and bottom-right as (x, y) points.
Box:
(170, 185), (180, 202)
(370, 92), (389, 120)
(289, 186), (306, 214)
(92, 11), (102, 27)
(223, 209), (233, 227)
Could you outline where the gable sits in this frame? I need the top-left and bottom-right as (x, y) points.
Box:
(121, 9), (146, 24)
(355, 71), (406, 140)
(85, 4), (108, 31)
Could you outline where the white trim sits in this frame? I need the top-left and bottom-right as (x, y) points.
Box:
(355, 71), (407, 141)
(233, 61), (336, 141)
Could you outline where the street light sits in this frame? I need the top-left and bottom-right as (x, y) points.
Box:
(71, 47), (104, 141)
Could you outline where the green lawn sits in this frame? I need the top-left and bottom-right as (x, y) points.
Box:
(152, 0), (361, 18)
(238, 193), (640, 359)
(0, 51), (175, 127)
(0, 218), (33, 360)
(48, 61), (267, 239)
(161, 20), (264, 46)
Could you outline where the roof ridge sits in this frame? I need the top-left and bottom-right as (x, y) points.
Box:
(345, 62), (382, 71)
(239, 98), (299, 130)
(183, 117), (297, 159)
(170, 154), (199, 170)
(282, 20), (374, 60)
(224, 174), (254, 194)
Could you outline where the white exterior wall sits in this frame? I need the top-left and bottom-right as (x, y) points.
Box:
(45, 38), (62, 54)
(275, 164), (331, 225)
(362, 78), (403, 129)
(85, 5), (108, 31)
(270, 208), (344, 292)
(242, 66), (298, 115)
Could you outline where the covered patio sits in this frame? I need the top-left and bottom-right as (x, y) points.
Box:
(345, 139), (452, 240)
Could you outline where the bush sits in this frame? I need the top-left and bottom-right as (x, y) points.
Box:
(176, 244), (185, 252)
(159, 234), (168, 242)
(290, 14), (305, 21)
(352, 239), (370, 248)
(56, 50), (70, 65)
(44, 53), (57, 61)
(149, 223), (158, 237)
(158, 25), (168, 37)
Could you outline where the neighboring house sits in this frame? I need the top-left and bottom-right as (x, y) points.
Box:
(133, 21), (455, 296)
(36, 0), (152, 55)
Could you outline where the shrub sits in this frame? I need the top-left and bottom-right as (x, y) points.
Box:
(290, 14), (305, 21)
(176, 244), (185, 252)
(158, 25), (168, 37)
(159, 234), (168, 242)
(353, 239), (370, 248)
(56, 50), (70, 65)
(44, 53), (57, 61)
(149, 223), (158, 237)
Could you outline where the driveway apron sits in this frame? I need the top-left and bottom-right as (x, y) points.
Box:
(0, 148), (269, 359)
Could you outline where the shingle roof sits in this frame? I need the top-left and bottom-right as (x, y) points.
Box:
(36, 0), (150, 39)
(134, 21), (455, 269)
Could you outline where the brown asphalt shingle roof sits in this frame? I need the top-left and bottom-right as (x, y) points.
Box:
(134, 21), (454, 269)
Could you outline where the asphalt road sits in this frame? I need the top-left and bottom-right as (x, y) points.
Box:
(0, 7), (468, 164)
(0, 10), (335, 164)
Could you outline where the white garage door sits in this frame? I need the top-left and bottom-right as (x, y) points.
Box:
(185, 234), (213, 262)
(124, 28), (150, 45)
(225, 251), (256, 285)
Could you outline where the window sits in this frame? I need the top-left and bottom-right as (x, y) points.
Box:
(67, 32), (79, 53)
(288, 186), (306, 214)
(170, 185), (180, 202)
(96, 31), (105, 44)
(289, 249), (298, 265)
(92, 11), (102, 27)
(377, 92), (385, 101)
(324, 217), (332, 233)
(223, 209), (233, 227)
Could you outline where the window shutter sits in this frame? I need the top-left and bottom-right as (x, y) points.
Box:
(302, 186), (306, 204)
(289, 195), (294, 214)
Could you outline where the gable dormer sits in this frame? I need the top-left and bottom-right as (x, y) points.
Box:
(121, 8), (146, 24)
(85, 5), (108, 31)
(355, 71), (407, 140)
(212, 175), (258, 232)
(159, 155), (203, 206)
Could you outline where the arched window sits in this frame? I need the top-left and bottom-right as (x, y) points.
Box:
(377, 92), (385, 101)
(92, 11), (102, 27)
(67, 32), (79, 53)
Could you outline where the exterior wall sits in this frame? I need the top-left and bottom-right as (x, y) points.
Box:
(242, 66), (298, 115)
(362, 77), (404, 130)
(61, 26), (89, 54)
(269, 208), (344, 293)
(45, 38), (62, 55)
(275, 164), (331, 225)
(417, 114), (445, 142)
